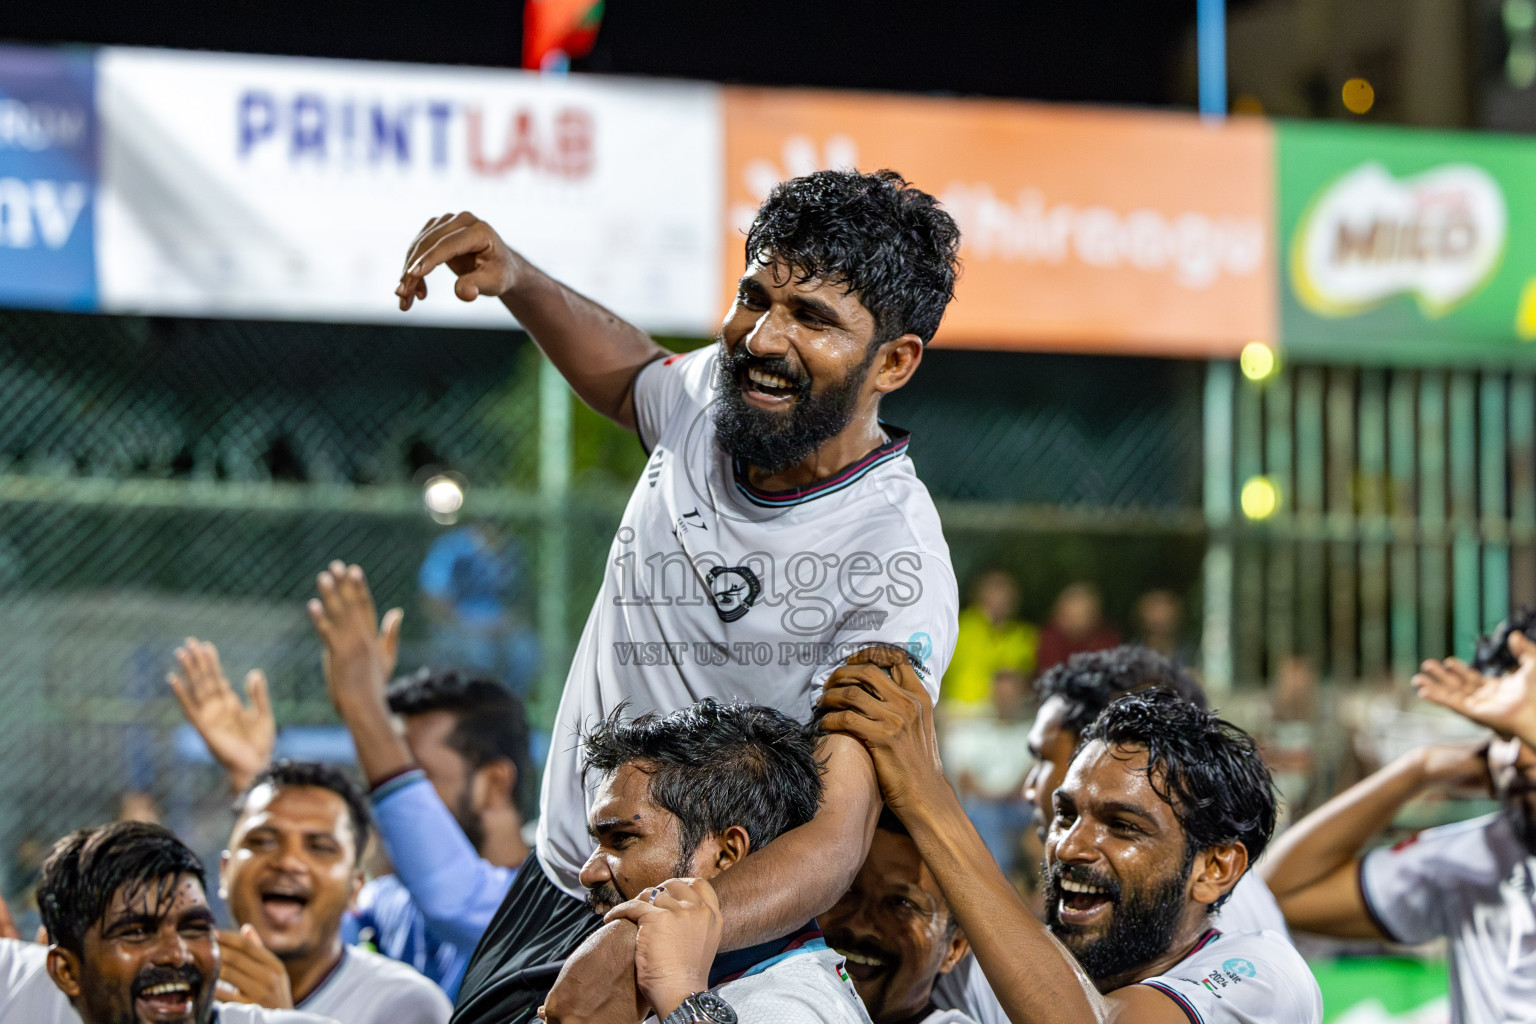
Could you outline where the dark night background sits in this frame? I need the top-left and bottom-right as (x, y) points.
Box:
(4, 1), (1223, 107)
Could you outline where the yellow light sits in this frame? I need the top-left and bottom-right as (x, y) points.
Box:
(1241, 477), (1280, 520)
(1342, 78), (1375, 115)
(1239, 341), (1277, 381)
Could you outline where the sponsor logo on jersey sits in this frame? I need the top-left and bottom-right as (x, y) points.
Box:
(707, 565), (761, 622)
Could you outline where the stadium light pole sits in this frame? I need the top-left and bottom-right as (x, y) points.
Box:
(1198, 0), (1235, 695)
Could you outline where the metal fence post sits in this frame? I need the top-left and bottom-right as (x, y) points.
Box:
(536, 357), (573, 728)
(1203, 361), (1235, 695)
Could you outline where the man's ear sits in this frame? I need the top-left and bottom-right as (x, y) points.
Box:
(1189, 842), (1249, 907)
(46, 946), (84, 1000)
(937, 928), (969, 975)
(472, 759), (517, 812)
(872, 335), (924, 396)
(709, 825), (753, 874)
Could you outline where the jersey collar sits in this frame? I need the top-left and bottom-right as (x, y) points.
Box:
(709, 922), (825, 986)
(732, 426), (910, 509)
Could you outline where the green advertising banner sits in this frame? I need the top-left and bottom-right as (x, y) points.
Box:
(1279, 120), (1536, 366)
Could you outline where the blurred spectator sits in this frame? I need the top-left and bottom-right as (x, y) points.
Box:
(1033, 582), (1119, 674)
(418, 524), (539, 695)
(1259, 656), (1320, 826)
(1130, 588), (1192, 665)
(941, 668), (1034, 872)
(941, 570), (1037, 717)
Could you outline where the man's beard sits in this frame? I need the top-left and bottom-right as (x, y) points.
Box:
(452, 784), (487, 854)
(583, 848), (697, 916)
(712, 340), (879, 475)
(1043, 857), (1191, 986)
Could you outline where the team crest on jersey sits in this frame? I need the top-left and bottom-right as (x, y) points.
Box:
(706, 565), (761, 622)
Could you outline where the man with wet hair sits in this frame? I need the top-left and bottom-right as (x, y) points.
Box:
(1265, 611), (1536, 1024)
(572, 699), (871, 1024)
(0, 820), (332, 1024)
(824, 663), (1320, 1024)
(389, 169), (963, 1024)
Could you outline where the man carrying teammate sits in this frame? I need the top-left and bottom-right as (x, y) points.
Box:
(393, 168), (962, 1024)
(823, 661), (1320, 1024)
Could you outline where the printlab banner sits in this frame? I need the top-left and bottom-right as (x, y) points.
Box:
(723, 88), (1277, 357)
(1279, 120), (1536, 366)
(0, 45), (97, 311)
(94, 48), (723, 334)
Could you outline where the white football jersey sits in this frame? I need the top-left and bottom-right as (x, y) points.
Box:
(643, 943), (873, 1024)
(1361, 809), (1536, 1024)
(0, 938), (338, 1024)
(1139, 928), (1321, 1024)
(299, 946), (450, 1024)
(537, 345), (959, 897)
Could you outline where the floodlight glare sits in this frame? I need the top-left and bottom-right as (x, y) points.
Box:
(1240, 476), (1279, 520)
(1240, 342), (1277, 381)
(423, 474), (465, 521)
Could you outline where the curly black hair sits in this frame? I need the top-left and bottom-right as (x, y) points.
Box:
(39, 822), (206, 957)
(582, 698), (824, 863)
(744, 169), (961, 345)
(237, 759), (372, 861)
(1082, 691), (1277, 908)
(388, 668), (535, 817)
(1472, 607), (1536, 676)
(1035, 645), (1208, 740)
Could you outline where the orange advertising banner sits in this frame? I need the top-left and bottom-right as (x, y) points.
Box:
(723, 88), (1277, 356)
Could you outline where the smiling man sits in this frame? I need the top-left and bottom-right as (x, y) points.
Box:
(394, 170), (961, 1024)
(218, 762), (450, 1024)
(0, 820), (332, 1024)
(822, 665), (1321, 1024)
(574, 698), (871, 1024)
(817, 811), (971, 1024)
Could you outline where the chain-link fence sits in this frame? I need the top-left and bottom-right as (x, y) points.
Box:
(0, 309), (1209, 925)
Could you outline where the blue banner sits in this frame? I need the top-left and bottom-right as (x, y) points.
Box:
(0, 45), (97, 311)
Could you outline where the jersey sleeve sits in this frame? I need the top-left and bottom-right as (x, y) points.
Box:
(1138, 933), (1321, 1024)
(931, 954), (1009, 1024)
(1357, 824), (1463, 944)
(818, 543), (959, 703)
(378, 978), (453, 1024)
(633, 347), (717, 453)
(369, 770), (517, 950)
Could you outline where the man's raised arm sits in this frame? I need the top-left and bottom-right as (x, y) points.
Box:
(395, 212), (669, 431)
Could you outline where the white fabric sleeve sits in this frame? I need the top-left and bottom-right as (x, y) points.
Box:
(1358, 824), (1463, 945)
(217, 1006), (341, 1024)
(1138, 932), (1322, 1024)
(633, 346), (717, 453)
(376, 980), (453, 1024)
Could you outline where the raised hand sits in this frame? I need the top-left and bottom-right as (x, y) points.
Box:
(215, 925), (294, 1008)
(1414, 631), (1536, 748)
(603, 879), (722, 1019)
(307, 562), (410, 785)
(395, 212), (524, 311)
(168, 638), (274, 793)
(307, 562), (403, 719)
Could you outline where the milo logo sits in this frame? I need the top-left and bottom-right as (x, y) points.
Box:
(1291, 161), (1506, 318)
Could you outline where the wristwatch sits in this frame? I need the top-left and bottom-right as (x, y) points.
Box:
(663, 991), (737, 1024)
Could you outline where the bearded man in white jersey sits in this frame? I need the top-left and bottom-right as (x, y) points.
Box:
(1265, 611), (1536, 1024)
(393, 169), (962, 1024)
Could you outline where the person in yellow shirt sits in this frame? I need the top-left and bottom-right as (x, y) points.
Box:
(941, 570), (1038, 717)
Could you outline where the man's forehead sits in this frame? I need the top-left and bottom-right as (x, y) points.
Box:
(1029, 696), (1071, 750)
(105, 874), (207, 922)
(589, 763), (663, 824)
(742, 259), (859, 300)
(1063, 740), (1165, 810)
(236, 783), (353, 839)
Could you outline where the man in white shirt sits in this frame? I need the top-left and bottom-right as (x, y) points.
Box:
(1, 820), (335, 1024)
(215, 761), (451, 1024)
(1265, 612), (1536, 1024)
(574, 699), (872, 1024)
(824, 660), (1321, 1024)
(391, 169), (963, 1024)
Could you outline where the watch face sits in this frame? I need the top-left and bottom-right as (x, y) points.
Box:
(695, 992), (737, 1024)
